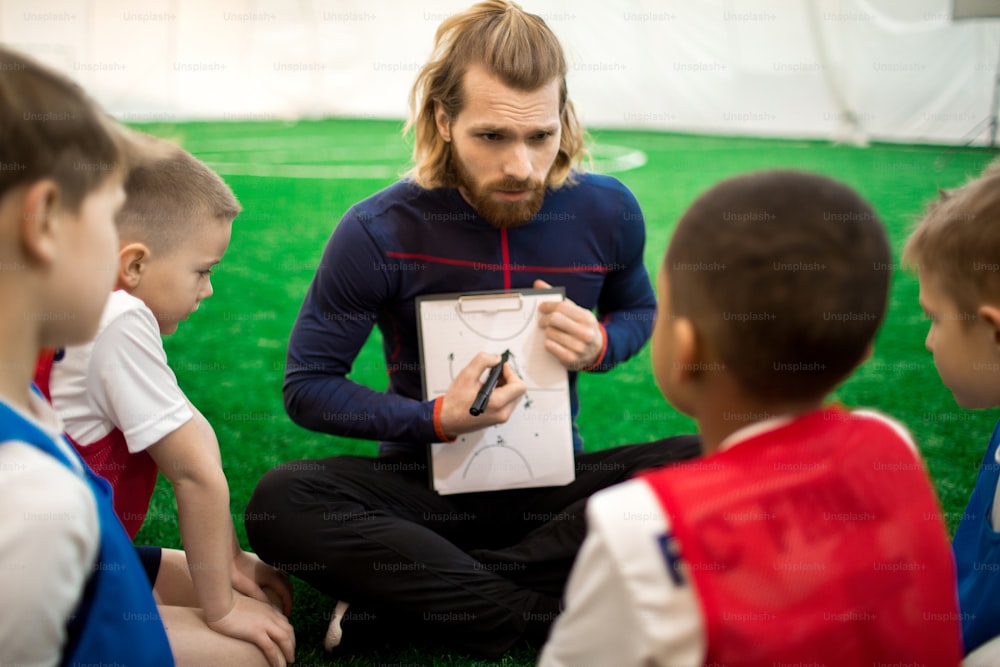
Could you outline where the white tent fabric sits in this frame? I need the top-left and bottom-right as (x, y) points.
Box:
(2, 0), (998, 145)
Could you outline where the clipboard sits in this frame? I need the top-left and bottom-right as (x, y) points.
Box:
(416, 288), (576, 494)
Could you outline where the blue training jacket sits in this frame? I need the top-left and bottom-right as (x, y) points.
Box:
(284, 173), (656, 454)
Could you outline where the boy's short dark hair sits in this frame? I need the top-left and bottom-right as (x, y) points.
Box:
(114, 129), (241, 252)
(665, 170), (890, 402)
(0, 46), (124, 211)
(903, 159), (1000, 316)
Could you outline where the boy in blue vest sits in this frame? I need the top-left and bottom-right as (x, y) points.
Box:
(1, 47), (294, 667)
(34, 125), (297, 665)
(903, 159), (1000, 665)
(0, 45), (174, 666)
(540, 170), (962, 666)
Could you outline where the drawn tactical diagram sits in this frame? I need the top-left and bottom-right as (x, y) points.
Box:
(417, 289), (576, 494)
(460, 434), (533, 480)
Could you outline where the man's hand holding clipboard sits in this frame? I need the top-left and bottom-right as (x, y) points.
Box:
(533, 279), (605, 371)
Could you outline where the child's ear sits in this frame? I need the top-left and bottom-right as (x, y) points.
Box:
(673, 317), (699, 381)
(118, 242), (150, 289)
(978, 304), (1000, 347)
(658, 316), (701, 418)
(19, 180), (62, 264)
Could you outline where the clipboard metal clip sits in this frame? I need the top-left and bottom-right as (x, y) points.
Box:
(457, 293), (523, 314)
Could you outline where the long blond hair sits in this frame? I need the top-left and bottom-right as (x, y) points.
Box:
(404, 0), (586, 190)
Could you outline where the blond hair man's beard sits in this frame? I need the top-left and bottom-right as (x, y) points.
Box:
(451, 148), (547, 228)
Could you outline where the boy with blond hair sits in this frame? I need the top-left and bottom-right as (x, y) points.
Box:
(36, 127), (295, 666)
(540, 170), (963, 666)
(903, 159), (1000, 665)
(0, 45), (173, 666)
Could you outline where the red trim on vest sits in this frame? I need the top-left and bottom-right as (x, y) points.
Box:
(72, 429), (157, 540)
(33, 349), (56, 402)
(640, 408), (962, 666)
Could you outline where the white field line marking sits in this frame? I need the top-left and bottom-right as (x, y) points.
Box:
(203, 140), (646, 180)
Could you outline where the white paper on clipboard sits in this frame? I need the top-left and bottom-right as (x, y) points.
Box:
(416, 288), (576, 495)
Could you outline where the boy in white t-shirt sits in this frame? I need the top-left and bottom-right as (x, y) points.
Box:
(40, 128), (296, 667)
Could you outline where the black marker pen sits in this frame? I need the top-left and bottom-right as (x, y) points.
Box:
(469, 349), (511, 416)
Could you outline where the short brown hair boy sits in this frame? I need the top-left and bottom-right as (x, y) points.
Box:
(113, 129), (241, 251)
(903, 159), (1000, 316)
(0, 46), (124, 210)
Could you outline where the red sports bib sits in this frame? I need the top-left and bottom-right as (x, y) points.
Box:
(35, 351), (157, 539)
(641, 408), (962, 666)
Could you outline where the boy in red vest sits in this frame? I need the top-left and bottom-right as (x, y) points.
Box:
(539, 170), (963, 666)
(903, 159), (1000, 665)
(36, 128), (295, 666)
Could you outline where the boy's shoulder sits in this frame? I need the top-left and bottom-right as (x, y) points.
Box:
(102, 289), (152, 321)
(770, 408), (919, 461)
(700, 408), (917, 458)
(0, 395), (99, 554)
(95, 290), (159, 340)
(849, 408), (918, 454)
(0, 437), (99, 663)
(587, 478), (670, 559)
(56, 290), (167, 404)
(0, 440), (97, 530)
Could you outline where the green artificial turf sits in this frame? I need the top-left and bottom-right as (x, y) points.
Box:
(129, 119), (997, 665)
